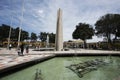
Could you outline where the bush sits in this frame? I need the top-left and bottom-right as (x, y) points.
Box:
(100, 43), (109, 50)
(113, 43), (120, 50)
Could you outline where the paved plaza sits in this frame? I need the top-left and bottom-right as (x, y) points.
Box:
(0, 48), (120, 73)
(0, 48), (54, 71)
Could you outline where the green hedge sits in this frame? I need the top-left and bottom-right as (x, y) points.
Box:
(99, 42), (120, 50)
(113, 43), (120, 50)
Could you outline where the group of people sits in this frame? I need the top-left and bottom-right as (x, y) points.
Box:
(18, 43), (29, 56)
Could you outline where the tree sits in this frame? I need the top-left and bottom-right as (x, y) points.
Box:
(95, 14), (120, 43)
(38, 32), (55, 43)
(49, 33), (55, 43)
(31, 32), (37, 41)
(72, 23), (94, 48)
(112, 14), (120, 40)
(0, 24), (11, 42)
(21, 30), (29, 41)
(13, 27), (20, 41)
(9, 27), (29, 41)
(39, 32), (48, 42)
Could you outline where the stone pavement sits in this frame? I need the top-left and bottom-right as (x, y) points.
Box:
(0, 48), (54, 71)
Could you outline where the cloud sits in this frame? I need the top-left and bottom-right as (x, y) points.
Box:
(42, 0), (120, 42)
(0, 0), (120, 42)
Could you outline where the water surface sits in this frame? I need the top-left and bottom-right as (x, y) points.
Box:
(1, 56), (120, 80)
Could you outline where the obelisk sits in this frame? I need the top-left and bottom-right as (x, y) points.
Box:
(55, 8), (63, 51)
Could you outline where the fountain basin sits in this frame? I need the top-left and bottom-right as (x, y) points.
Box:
(0, 55), (120, 80)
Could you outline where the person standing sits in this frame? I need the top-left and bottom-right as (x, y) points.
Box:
(25, 44), (29, 54)
(9, 44), (12, 50)
(20, 43), (24, 56)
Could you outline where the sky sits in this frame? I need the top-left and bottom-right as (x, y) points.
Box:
(0, 0), (120, 42)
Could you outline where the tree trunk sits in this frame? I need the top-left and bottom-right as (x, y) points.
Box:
(114, 33), (117, 43)
(107, 34), (112, 49)
(83, 40), (87, 49)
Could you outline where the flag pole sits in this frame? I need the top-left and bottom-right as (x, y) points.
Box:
(7, 0), (13, 49)
(17, 0), (25, 48)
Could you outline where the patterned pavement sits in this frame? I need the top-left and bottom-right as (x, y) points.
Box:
(0, 48), (52, 70)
